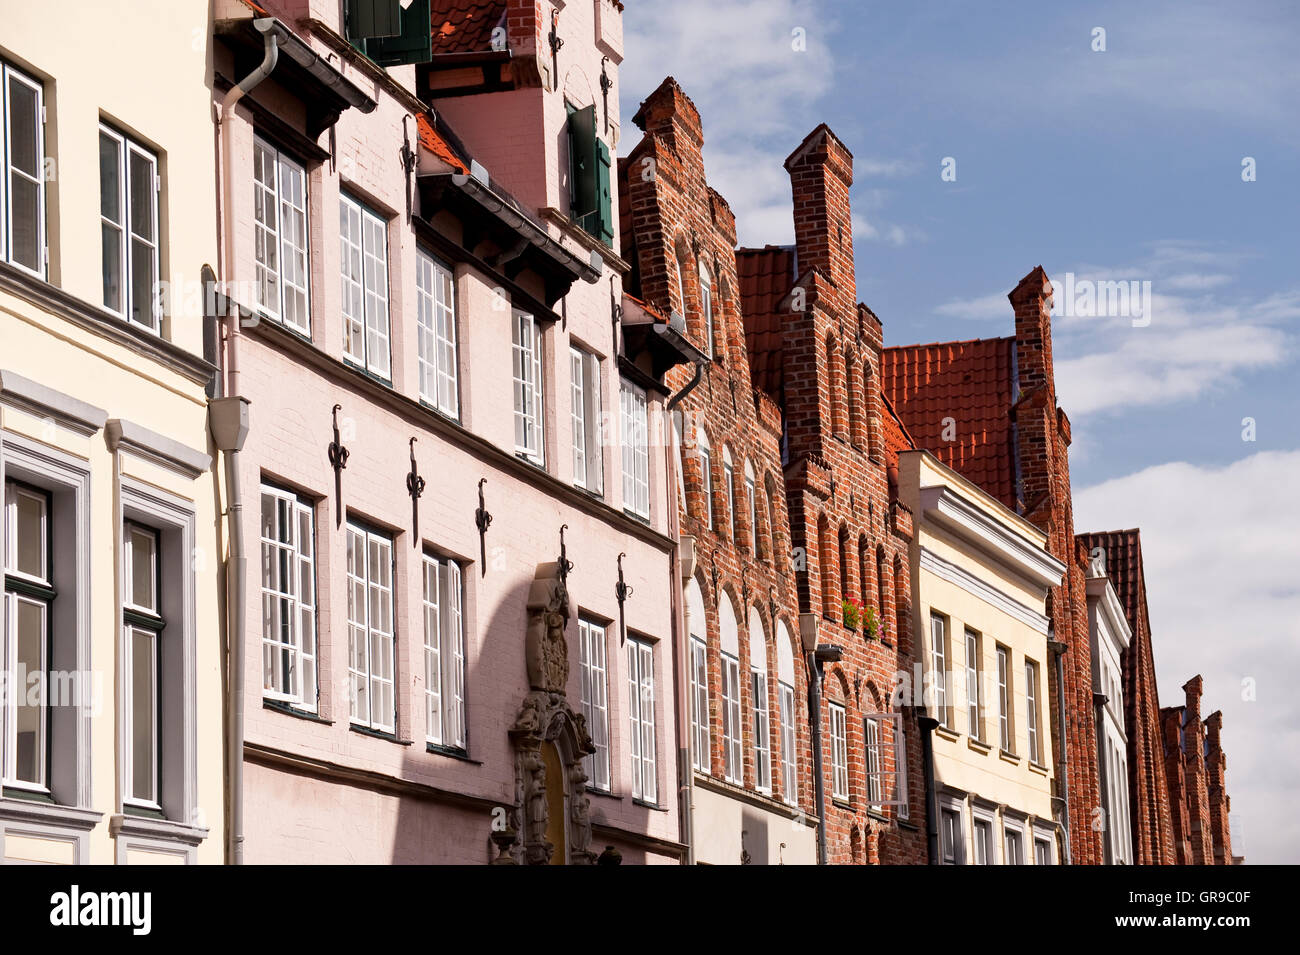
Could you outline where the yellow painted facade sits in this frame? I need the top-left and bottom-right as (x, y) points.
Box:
(899, 450), (1066, 864)
(0, 0), (222, 863)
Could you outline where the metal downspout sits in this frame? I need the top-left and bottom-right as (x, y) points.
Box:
(214, 17), (278, 866)
(809, 655), (827, 865)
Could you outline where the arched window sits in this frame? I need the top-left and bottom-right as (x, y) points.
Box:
(696, 426), (713, 529)
(748, 606), (771, 793)
(776, 620), (798, 804)
(858, 535), (872, 631)
(686, 577), (709, 773)
(719, 593), (742, 784)
(699, 260), (714, 359)
(743, 460), (757, 554)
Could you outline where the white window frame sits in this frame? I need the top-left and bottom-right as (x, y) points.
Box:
(940, 803), (964, 865)
(698, 259), (713, 358)
(997, 644), (1013, 753)
(1, 62), (45, 277)
(697, 435), (713, 530)
(620, 379), (650, 519)
(122, 523), (162, 811)
(829, 701), (848, 801)
(340, 193), (390, 378)
(689, 635), (709, 773)
(259, 485), (317, 711)
(512, 309), (545, 464)
(972, 812), (995, 865)
(862, 711), (909, 811)
(570, 346), (603, 494)
(751, 665), (771, 793)
(416, 249), (458, 417)
(965, 627), (982, 741)
(1033, 826), (1056, 865)
(1025, 658), (1040, 763)
(3, 481), (51, 792)
(779, 680), (796, 803)
(722, 448), (736, 543)
(744, 460), (757, 553)
(578, 617), (610, 791)
(1004, 819), (1026, 865)
(346, 522), (395, 733)
(99, 124), (161, 330)
(627, 637), (656, 803)
(422, 552), (465, 749)
(720, 652), (742, 785)
(929, 613), (948, 724)
(252, 137), (310, 333)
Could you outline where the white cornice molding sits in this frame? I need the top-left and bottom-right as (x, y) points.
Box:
(0, 369), (108, 437)
(1086, 575), (1133, 650)
(919, 485), (1066, 589)
(920, 547), (1052, 635)
(105, 418), (211, 480)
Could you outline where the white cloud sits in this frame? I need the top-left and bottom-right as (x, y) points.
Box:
(1075, 450), (1300, 864)
(933, 292), (1009, 321)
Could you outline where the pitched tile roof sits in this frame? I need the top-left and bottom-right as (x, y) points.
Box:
(416, 112), (468, 173)
(881, 337), (1019, 511)
(430, 0), (506, 55)
(882, 393), (915, 471)
(737, 245), (796, 402)
(1077, 528), (1148, 631)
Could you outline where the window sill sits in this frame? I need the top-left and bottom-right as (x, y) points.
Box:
(0, 796), (101, 832)
(426, 742), (480, 764)
(264, 699), (333, 724)
(831, 798), (853, 811)
(1, 785), (54, 804)
(623, 508), (651, 525)
(350, 724), (413, 745)
(934, 724), (960, 743)
(110, 811), (208, 847)
(632, 797), (667, 812)
(1028, 759), (1050, 776)
(587, 786), (622, 800)
(999, 749), (1021, 765)
(967, 737), (993, 755)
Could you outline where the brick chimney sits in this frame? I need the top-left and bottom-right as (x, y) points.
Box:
(1009, 265), (1056, 399)
(785, 124), (855, 314)
(632, 77), (703, 165)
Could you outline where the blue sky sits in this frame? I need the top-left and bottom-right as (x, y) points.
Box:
(621, 0), (1299, 863)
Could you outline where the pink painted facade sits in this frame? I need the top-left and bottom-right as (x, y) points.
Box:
(213, 0), (684, 864)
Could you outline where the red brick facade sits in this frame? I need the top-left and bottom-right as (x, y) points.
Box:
(739, 125), (928, 865)
(1162, 676), (1235, 865)
(620, 78), (815, 837)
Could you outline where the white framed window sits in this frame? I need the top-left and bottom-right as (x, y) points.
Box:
(696, 429), (713, 529)
(570, 346), (603, 494)
(698, 260), (713, 358)
(512, 309), (545, 464)
(997, 644), (1013, 752)
(1025, 658), (1040, 763)
(751, 669), (770, 792)
(252, 138), (309, 332)
(422, 552), (465, 749)
(720, 652), (742, 785)
(673, 254), (686, 315)
(1, 62), (45, 276)
(1034, 835), (1054, 865)
(259, 485), (317, 711)
(620, 379), (650, 519)
(965, 627), (981, 741)
(416, 249), (458, 416)
(346, 522), (395, 733)
(1004, 822), (1025, 865)
(123, 523), (162, 809)
(940, 804), (964, 865)
(690, 635), (709, 773)
(3, 481), (51, 791)
(972, 816), (994, 865)
(929, 613), (948, 724)
(340, 193), (390, 378)
(627, 637), (656, 803)
(722, 447), (736, 542)
(864, 715), (882, 804)
(99, 125), (160, 330)
(829, 701), (848, 801)
(744, 460), (757, 553)
(578, 617), (610, 791)
(779, 681), (796, 803)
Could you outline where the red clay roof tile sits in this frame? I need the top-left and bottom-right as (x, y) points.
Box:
(737, 245), (796, 402)
(881, 337), (1018, 510)
(416, 112), (468, 172)
(430, 0), (506, 56)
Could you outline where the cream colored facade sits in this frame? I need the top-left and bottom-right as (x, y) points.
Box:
(899, 451), (1066, 865)
(0, 1), (222, 862)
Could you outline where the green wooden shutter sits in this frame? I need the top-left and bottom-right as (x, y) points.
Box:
(363, 0), (433, 67)
(593, 136), (613, 247)
(567, 105), (613, 247)
(346, 0), (403, 40)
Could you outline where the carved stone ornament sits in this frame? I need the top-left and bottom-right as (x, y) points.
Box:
(506, 562), (598, 865)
